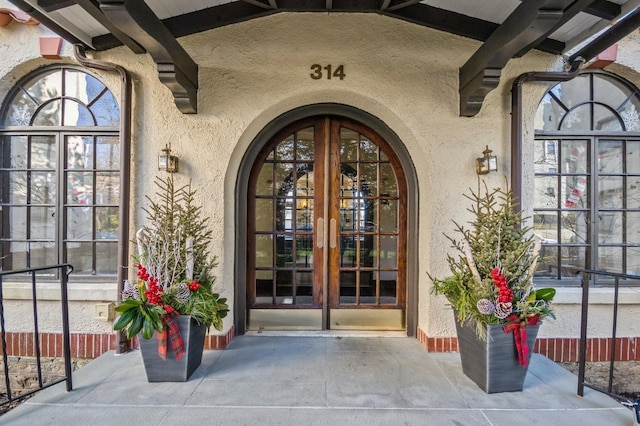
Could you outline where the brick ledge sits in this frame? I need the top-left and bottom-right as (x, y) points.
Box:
(417, 327), (639, 362)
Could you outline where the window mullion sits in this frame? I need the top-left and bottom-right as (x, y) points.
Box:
(58, 133), (65, 266)
(590, 137), (598, 272)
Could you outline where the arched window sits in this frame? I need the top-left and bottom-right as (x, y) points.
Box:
(533, 70), (640, 283)
(0, 65), (120, 277)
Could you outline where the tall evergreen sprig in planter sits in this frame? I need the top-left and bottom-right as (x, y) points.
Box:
(431, 183), (555, 392)
(113, 175), (228, 380)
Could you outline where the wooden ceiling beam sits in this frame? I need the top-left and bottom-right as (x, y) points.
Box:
(38, 0), (146, 53)
(458, 0), (575, 117)
(98, 0), (198, 113)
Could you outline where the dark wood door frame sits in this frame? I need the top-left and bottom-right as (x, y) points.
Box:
(235, 103), (419, 336)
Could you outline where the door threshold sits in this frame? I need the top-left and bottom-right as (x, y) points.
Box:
(244, 330), (408, 337)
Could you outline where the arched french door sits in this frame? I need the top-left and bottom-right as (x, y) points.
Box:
(246, 116), (407, 330)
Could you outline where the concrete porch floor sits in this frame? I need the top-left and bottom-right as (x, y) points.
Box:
(0, 334), (634, 425)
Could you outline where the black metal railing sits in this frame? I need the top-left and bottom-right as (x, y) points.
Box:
(0, 264), (74, 408)
(577, 269), (640, 416)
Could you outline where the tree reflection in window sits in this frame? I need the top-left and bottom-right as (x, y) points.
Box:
(0, 66), (120, 277)
(533, 71), (640, 280)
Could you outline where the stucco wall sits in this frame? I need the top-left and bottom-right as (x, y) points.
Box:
(1, 5), (640, 339)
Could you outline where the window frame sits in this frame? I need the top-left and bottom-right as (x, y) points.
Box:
(533, 70), (640, 287)
(0, 65), (120, 280)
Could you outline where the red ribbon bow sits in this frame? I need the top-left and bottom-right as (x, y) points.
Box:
(502, 314), (540, 367)
(156, 308), (185, 361)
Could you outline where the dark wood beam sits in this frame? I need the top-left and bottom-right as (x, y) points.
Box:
(239, 0), (272, 10)
(384, 0), (420, 12)
(581, 0), (620, 20)
(38, 0), (75, 11)
(41, 0), (146, 53)
(459, 0), (573, 117)
(513, 0), (597, 58)
(98, 0), (198, 113)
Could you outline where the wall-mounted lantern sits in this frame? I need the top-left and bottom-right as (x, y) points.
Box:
(476, 145), (498, 175)
(158, 145), (179, 173)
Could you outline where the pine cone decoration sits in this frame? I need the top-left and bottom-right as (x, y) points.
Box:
(494, 301), (513, 319)
(176, 282), (191, 303)
(476, 299), (495, 315)
(121, 280), (140, 300)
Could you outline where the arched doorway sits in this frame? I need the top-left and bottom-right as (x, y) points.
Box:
(235, 104), (418, 335)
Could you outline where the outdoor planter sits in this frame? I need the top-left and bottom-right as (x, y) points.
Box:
(138, 315), (206, 382)
(455, 319), (540, 393)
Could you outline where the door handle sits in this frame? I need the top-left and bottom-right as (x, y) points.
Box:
(316, 218), (324, 248)
(329, 218), (337, 249)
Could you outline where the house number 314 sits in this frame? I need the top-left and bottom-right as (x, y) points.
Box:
(310, 64), (346, 80)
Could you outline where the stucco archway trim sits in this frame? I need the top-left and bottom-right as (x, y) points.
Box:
(234, 103), (419, 336)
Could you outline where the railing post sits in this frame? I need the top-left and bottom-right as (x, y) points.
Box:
(0, 275), (12, 401)
(0, 264), (76, 408)
(60, 264), (73, 392)
(577, 270), (590, 397)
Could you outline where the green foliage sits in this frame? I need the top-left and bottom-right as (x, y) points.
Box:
(431, 182), (555, 339)
(114, 175), (229, 339)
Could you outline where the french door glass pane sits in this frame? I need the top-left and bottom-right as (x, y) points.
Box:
(255, 235), (273, 268)
(534, 176), (558, 208)
(360, 137), (377, 161)
(297, 130), (314, 160)
(379, 163), (397, 197)
(31, 136), (56, 169)
(628, 141), (640, 173)
(339, 271), (357, 304)
(275, 270), (293, 303)
(380, 236), (398, 269)
(561, 140), (589, 173)
(9, 171), (28, 203)
(628, 212), (640, 244)
(255, 270), (273, 303)
(380, 200), (398, 233)
(96, 206), (118, 238)
(598, 246), (622, 271)
(360, 163), (377, 196)
(340, 130), (358, 161)
(628, 179), (640, 208)
(379, 271), (397, 302)
(95, 172), (119, 205)
(598, 212), (622, 243)
(9, 242), (27, 269)
(628, 248), (640, 275)
(597, 175), (623, 208)
(256, 163), (273, 196)
(535, 245), (558, 277)
(96, 136), (120, 169)
(67, 172), (93, 204)
(95, 242), (117, 274)
(31, 171), (56, 203)
(30, 207), (55, 239)
(599, 140), (623, 173)
(66, 207), (93, 240)
(9, 207), (27, 238)
(29, 242), (56, 267)
(255, 199), (273, 232)
(296, 271), (313, 304)
(561, 211), (588, 244)
(66, 242), (93, 273)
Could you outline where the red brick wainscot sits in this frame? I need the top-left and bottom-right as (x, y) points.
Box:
(417, 327), (640, 362)
(0, 327), (235, 359)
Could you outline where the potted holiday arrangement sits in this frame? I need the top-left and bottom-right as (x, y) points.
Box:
(113, 176), (228, 382)
(431, 183), (555, 393)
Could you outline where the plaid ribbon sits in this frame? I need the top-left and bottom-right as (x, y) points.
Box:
(503, 314), (540, 367)
(157, 314), (185, 361)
